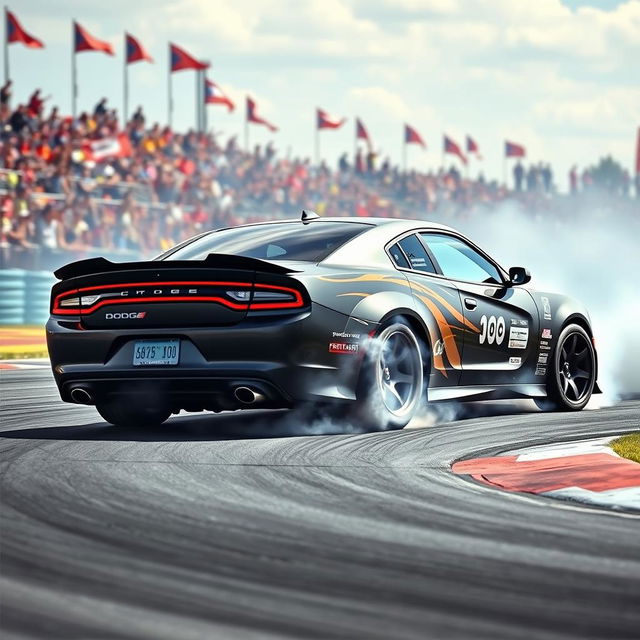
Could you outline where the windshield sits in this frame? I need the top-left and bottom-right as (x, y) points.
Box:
(163, 221), (372, 262)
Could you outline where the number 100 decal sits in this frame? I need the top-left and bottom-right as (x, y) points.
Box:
(479, 315), (506, 345)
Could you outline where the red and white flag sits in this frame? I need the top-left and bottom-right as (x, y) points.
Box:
(6, 9), (44, 48)
(466, 135), (481, 159)
(444, 135), (467, 165)
(246, 97), (277, 132)
(356, 118), (371, 146)
(317, 108), (345, 130)
(204, 79), (234, 112)
(74, 21), (114, 56)
(84, 133), (132, 162)
(404, 124), (426, 148)
(505, 140), (526, 158)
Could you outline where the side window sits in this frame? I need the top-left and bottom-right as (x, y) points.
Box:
(397, 235), (436, 273)
(420, 233), (503, 284)
(388, 243), (410, 269)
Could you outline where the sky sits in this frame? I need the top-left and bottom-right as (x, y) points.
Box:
(6, 0), (640, 189)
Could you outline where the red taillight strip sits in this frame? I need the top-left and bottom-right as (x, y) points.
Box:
(251, 283), (304, 309)
(52, 280), (305, 314)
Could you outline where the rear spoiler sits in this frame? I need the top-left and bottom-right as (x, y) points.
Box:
(54, 254), (300, 280)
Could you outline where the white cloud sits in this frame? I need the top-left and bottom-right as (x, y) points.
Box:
(348, 86), (414, 120)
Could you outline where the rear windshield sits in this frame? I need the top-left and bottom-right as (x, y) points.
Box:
(163, 221), (371, 262)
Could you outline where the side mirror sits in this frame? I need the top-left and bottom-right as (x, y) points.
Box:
(508, 266), (531, 286)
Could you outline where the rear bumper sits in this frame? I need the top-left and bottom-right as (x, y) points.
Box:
(47, 303), (375, 410)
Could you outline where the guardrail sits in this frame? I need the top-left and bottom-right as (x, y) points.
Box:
(0, 268), (56, 326)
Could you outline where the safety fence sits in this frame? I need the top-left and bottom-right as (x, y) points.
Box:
(0, 269), (56, 326)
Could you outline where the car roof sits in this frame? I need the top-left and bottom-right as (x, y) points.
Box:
(230, 215), (453, 232)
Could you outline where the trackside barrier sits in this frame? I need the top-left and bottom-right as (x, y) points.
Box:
(0, 269), (57, 325)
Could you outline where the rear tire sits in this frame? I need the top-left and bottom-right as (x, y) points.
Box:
(350, 322), (425, 431)
(96, 401), (171, 428)
(536, 323), (595, 412)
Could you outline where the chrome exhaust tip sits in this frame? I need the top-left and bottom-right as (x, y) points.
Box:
(70, 387), (93, 405)
(234, 386), (264, 405)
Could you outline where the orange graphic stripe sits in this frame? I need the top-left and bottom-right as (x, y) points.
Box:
(416, 294), (462, 370)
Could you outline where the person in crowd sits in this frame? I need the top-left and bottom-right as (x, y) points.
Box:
(355, 149), (365, 175)
(0, 79), (12, 107)
(622, 169), (630, 198)
(513, 161), (524, 191)
(542, 163), (552, 193)
(526, 165), (537, 192)
(366, 149), (377, 174)
(94, 97), (108, 117)
(27, 89), (48, 118)
(569, 165), (578, 195)
(9, 104), (28, 133)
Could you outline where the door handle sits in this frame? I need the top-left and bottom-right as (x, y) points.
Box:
(464, 297), (477, 310)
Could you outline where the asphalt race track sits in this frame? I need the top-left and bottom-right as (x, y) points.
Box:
(1, 369), (639, 639)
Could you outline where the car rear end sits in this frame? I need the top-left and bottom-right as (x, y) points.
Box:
(46, 253), (366, 417)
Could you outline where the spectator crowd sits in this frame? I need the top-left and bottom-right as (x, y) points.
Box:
(1, 82), (638, 270)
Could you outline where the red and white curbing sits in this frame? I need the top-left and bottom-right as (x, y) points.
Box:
(0, 358), (51, 370)
(452, 436), (640, 512)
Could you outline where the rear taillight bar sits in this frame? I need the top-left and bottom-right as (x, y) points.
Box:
(51, 280), (305, 315)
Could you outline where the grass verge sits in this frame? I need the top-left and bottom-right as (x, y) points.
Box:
(611, 433), (640, 464)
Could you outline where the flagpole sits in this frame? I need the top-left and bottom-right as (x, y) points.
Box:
(71, 21), (77, 119)
(123, 33), (128, 126)
(202, 76), (208, 134)
(503, 154), (507, 188)
(4, 7), (9, 84)
(353, 121), (357, 172)
(402, 133), (407, 173)
(315, 123), (319, 165)
(195, 69), (199, 132)
(167, 44), (172, 128)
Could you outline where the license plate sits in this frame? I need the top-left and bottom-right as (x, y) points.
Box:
(133, 340), (180, 366)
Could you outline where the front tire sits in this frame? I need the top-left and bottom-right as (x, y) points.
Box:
(536, 323), (596, 411)
(351, 322), (425, 431)
(96, 401), (171, 428)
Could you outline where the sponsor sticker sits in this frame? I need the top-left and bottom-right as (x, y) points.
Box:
(541, 328), (553, 339)
(535, 366), (547, 376)
(538, 353), (549, 364)
(332, 331), (361, 339)
(539, 340), (551, 351)
(508, 326), (529, 349)
(509, 356), (522, 365)
(433, 339), (444, 357)
(329, 342), (359, 354)
(510, 318), (528, 327)
(541, 296), (552, 321)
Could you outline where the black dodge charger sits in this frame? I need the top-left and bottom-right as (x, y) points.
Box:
(47, 213), (599, 430)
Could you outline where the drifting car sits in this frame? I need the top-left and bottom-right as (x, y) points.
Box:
(47, 212), (600, 430)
